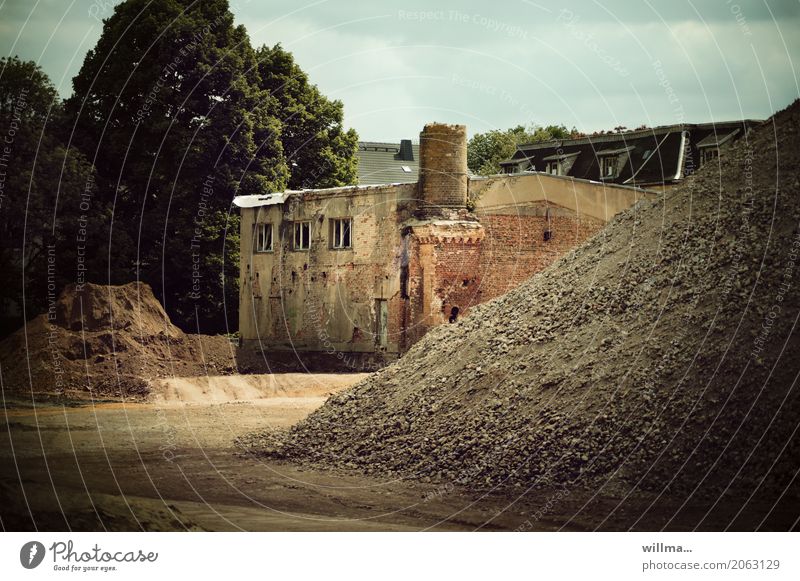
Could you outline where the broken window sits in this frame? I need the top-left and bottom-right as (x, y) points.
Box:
(254, 223), (273, 252)
(293, 221), (310, 250)
(331, 218), (352, 249)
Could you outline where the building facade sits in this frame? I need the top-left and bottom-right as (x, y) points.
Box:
(237, 123), (651, 371)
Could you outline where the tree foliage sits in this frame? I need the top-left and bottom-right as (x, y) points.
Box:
(255, 44), (358, 189)
(467, 124), (579, 175)
(59, 0), (358, 333)
(0, 56), (96, 331)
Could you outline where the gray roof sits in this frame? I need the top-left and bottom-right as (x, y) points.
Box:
(595, 145), (635, 156)
(696, 128), (740, 148)
(357, 141), (420, 185)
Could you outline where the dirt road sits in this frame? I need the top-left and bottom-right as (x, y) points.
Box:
(1, 374), (792, 531)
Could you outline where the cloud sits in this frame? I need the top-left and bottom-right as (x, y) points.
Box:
(2, 0), (798, 139)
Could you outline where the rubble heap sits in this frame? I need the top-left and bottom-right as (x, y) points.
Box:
(241, 101), (800, 501)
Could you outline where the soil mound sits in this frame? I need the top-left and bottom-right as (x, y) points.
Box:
(54, 282), (182, 338)
(244, 100), (800, 500)
(0, 282), (235, 399)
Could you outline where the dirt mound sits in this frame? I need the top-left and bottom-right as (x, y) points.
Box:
(0, 282), (235, 399)
(243, 100), (800, 501)
(54, 282), (182, 339)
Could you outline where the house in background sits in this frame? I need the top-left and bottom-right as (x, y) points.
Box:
(357, 139), (419, 185)
(499, 120), (760, 189)
(235, 123), (652, 372)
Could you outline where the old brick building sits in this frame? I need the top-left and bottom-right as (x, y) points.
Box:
(236, 123), (650, 371)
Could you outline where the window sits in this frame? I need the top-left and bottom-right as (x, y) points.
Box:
(293, 221), (310, 250)
(600, 156), (616, 177)
(701, 147), (719, 165)
(254, 223), (273, 252)
(546, 161), (560, 175)
(330, 218), (352, 249)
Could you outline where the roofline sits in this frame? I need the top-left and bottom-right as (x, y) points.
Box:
(358, 141), (420, 149)
(515, 119), (763, 151)
(470, 170), (657, 195)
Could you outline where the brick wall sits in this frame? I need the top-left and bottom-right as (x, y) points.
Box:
(433, 240), (484, 322)
(398, 207), (605, 351)
(477, 211), (605, 300)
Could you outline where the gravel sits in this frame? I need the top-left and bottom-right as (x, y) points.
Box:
(240, 100), (800, 501)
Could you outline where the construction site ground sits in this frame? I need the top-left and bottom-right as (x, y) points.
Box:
(1, 374), (792, 532)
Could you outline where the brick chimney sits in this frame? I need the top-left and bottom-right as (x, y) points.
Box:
(418, 123), (468, 217)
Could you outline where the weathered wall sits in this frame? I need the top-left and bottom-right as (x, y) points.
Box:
(401, 221), (485, 348)
(239, 168), (652, 369)
(471, 172), (654, 222)
(475, 202), (606, 300)
(239, 183), (417, 370)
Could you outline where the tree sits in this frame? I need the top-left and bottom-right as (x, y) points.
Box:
(64, 0), (288, 332)
(0, 57), (96, 333)
(255, 44), (358, 189)
(467, 124), (578, 175)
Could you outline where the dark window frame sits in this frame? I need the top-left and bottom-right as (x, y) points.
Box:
(293, 221), (311, 250)
(330, 217), (353, 249)
(254, 222), (273, 253)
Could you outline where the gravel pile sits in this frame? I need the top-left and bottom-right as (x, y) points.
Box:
(241, 101), (800, 499)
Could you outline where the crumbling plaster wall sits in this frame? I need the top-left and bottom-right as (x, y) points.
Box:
(240, 183), (417, 360)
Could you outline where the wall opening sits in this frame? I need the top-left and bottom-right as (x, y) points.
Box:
(449, 306), (460, 323)
(376, 299), (389, 348)
(400, 265), (409, 299)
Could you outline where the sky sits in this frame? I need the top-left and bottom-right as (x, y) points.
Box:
(1, 0), (799, 140)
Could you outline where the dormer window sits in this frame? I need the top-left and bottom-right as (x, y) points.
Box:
(600, 156), (616, 177)
(542, 152), (578, 177)
(595, 146), (633, 180)
(701, 147), (719, 164)
(696, 128), (740, 167)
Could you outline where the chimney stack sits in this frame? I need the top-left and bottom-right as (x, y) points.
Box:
(418, 123), (468, 217)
